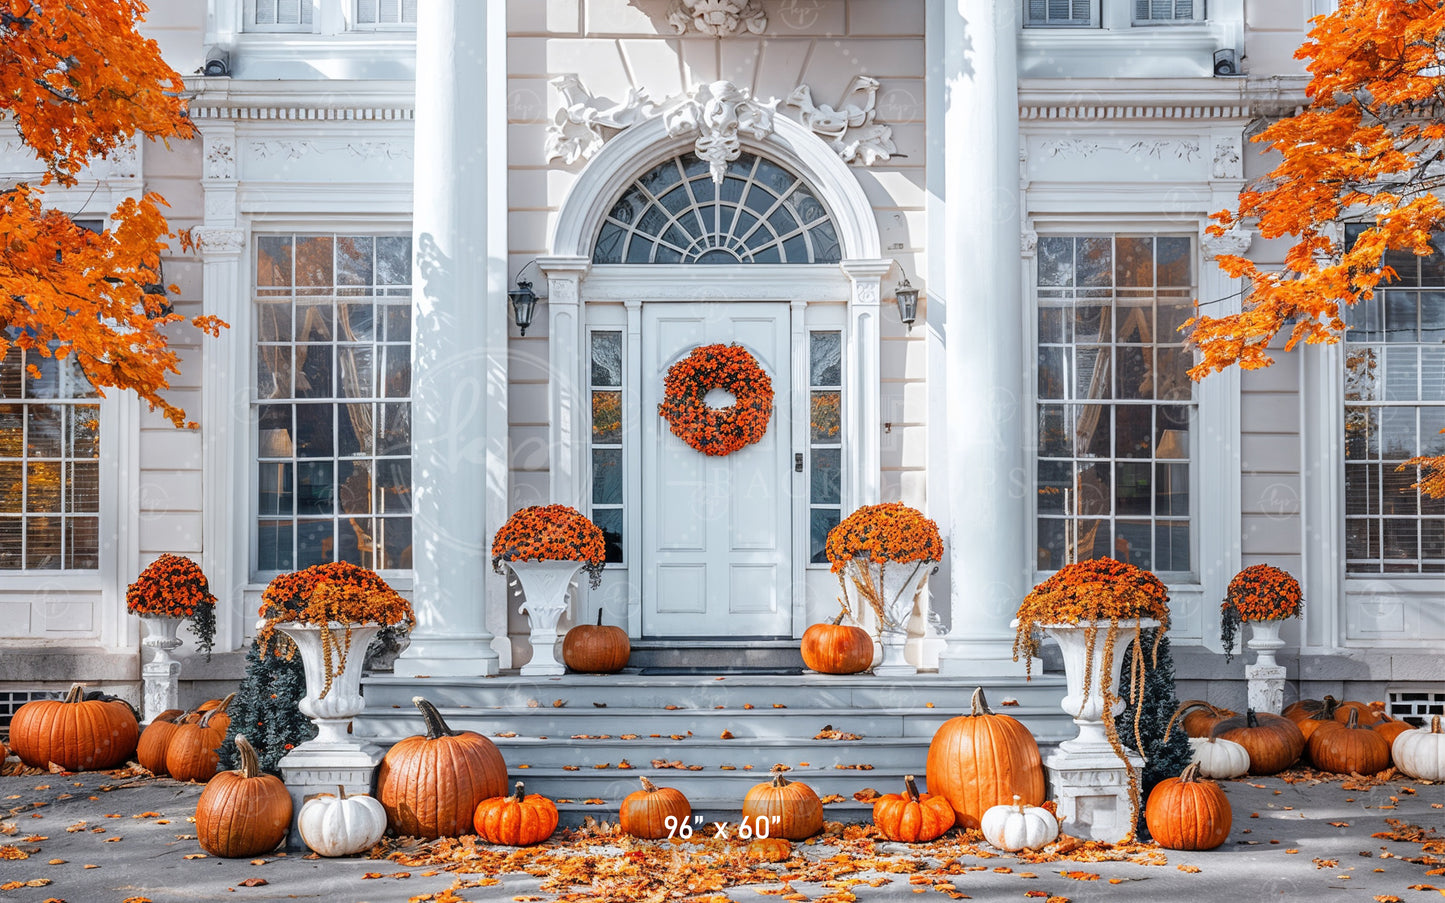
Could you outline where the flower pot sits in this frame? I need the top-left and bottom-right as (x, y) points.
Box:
(507, 559), (586, 677)
(841, 558), (934, 677)
(1246, 619), (1285, 669)
(274, 621), (382, 750)
(1044, 617), (1161, 756)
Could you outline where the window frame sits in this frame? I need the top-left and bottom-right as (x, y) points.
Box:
(587, 328), (626, 566)
(1132, 0), (1206, 25)
(1024, 0), (1101, 27)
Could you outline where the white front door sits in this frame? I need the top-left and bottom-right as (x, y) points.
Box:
(640, 303), (793, 637)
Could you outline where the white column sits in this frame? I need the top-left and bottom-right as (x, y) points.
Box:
(397, 0), (506, 676)
(840, 260), (891, 511)
(934, 0), (1026, 676)
(539, 257), (591, 510)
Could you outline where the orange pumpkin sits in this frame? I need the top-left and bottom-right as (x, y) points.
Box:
(801, 613), (874, 675)
(137, 708), (188, 775)
(1308, 708), (1391, 775)
(872, 775), (954, 843)
(1144, 762), (1232, 851)
(9, 683), (139, 771)
(620, 776), (691, 840)
(1372, 713), (1414, 747)
(925, 687), (1045, 829)
(1283, 695), (1339, 725)
(1210, 709), (1304, 775)
(165, 693), (236, 783)
(473, 781), (558, 846)
(1297, 698), (1341, 755)
(1166, 699), (1238, 739)
(377, 696), (508, 839)
(1333, 700), (1385, 726)
(562, 609), (630, 674)
(742, 770), (823, 841)
(195, 735), (293, 858)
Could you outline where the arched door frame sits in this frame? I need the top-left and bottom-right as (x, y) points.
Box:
(540, 115), (888, 636)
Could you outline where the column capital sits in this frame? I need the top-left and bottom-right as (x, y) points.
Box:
(536, 255), (592, 279)
(839, 258), (895, 283)
(191, 227), (246, 257)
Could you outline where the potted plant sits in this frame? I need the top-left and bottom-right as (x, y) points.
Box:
(1220, 563), (1302, 667)
(126, 554), (218, 721)
(491, 504), (606, 676)
(824, 502), (943, 676)
(1012, 556), (1171, 843)
(256, 561), (414, 753)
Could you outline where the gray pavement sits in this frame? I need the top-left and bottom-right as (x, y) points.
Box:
(1, 764), (1442, 902)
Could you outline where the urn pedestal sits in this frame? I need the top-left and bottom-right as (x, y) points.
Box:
(1032, 617), (1160, 843)
(139, 615), (185, 723)
(508, 559), (586, 676)
(1244, 619), (1287, 714)
(271, 621), (385, 848)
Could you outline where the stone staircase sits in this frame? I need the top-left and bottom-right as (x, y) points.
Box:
(355, 670), (1071, 826)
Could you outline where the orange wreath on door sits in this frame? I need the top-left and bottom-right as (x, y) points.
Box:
(657, 343), (773, 456)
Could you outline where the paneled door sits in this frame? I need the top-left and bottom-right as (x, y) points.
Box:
(641, 303), (793, 636)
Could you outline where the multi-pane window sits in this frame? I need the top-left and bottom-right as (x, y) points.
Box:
(253, 234), (413, 574)
(808, 332), (843, 564)
(1343, 229), (1445, 574)
(590, 331), (624, 564)
(0, 347), (100, 570)
(594, 152), (841, 265)
(1134, 0), (1203, 22)
(355, 0), (416, 26)
(1035, 235), (1196, 575)
(1025, 0), (1097, 26)
(248, 0), (314, 30)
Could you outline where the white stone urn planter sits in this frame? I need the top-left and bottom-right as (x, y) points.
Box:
(506, 559), (585, 676)
(139, 615), (185, 721)
(274, 621), (382, 752)
(842, 558), (935, 677)
(1246, 619), (1285, 669)
(1018, 616), (1160, 844)
(1244, 618), (1288, 714)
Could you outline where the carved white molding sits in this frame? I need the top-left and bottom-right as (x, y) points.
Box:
(251, 139), (320, 160)
(1020, 104), (1251, 121)
(665, 81), (777, 184)
(666, 0), (767, 36)
(346, 141), (412, 160)
(785, 75), (896, 166)
(192, 226), (246, 256)
(1039, 138), (1200, 162)
(105, 140), (139, 180)
(544, 75), (897, 177)
(1020, 230), (1039, 258)
(204, 140), (236, 180)
(1201, 224), (1254, 258)
(191, 105), (412, 121)
(544, 74), (658, 166)
(1212, 136), (1243, 180)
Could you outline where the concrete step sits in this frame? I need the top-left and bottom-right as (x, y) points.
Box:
(624, 638), (806, 671)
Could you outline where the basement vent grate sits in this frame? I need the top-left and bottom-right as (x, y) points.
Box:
(0, 690), (64, 731)
(1387, 690), (1445, 727)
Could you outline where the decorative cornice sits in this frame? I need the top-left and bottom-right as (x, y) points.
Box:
(1201, 225), (1254, 258)
(1020, 104), (1251, 121)
(191, 227), (247, 256)
(191, 105), (413, 121)
(666, 0), (767, 36)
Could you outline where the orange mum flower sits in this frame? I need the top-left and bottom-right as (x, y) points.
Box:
(824, 502), (944, 574)
(491, 504), (606, 588)
(1220, 563), (1302, 661)
(657, 343), (773, 457)
(125, 553), (218, 658)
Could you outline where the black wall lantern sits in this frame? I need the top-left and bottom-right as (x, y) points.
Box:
(894, 273), (919, 333)
(508, 259), (541, 335)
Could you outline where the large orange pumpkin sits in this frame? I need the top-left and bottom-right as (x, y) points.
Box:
(1144, 762), (1232, 851)
(1166, 699), (1238, 739)
(377, 696), (508, 839)
(741, 770), (823, 841)
(925, 687), (1045, 829)
(562, 609), (630, 674)
(801, 613), (874, 675)
(473, 781), (558, 846)
(1308, 708), (1391, 775)
(137, 708), (188, 775)
(165, 693), (236, 783)
(195, 735), (293, 858)
(10, 684), (139, 771)
(872, 775), (954, 843)
(620, 776), (692, 840)
(1210, 709), (1304, 775)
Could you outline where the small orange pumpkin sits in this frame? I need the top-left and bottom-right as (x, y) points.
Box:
(195, 735), (293, 858)
(1144, 762), (1232, 851)
(872, 775), (954, 843)
(137, 708), (188, 775)
(742, 769), (823, 841)
(1166, 699), (1238, 739)
(9, 683), (139, 771)
(1333, 700), (1385, 726)
(1371, 713), (1414, 747)
(1308, 708), (1391, 775)
(1283, 695), (1339, 725)
(165, 693), (236, 783)
(473, 781), (558, 846)
(801, 613), (874, 675)
(1297, 697), (1341, 754)
(562, 609), (630, 674)
(620, 776), (691, 840)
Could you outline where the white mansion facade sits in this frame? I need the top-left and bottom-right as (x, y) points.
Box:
(0, 0), (1440, 715)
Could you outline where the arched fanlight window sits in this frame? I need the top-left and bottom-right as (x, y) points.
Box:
(593, 152), (841, 264)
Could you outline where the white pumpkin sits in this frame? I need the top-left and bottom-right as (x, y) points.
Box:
(1392, 715), (1445, 782)
(298, 786), (388, 857)
(979, 794), (1059, 852)
(1188, 736), (1250, 779)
